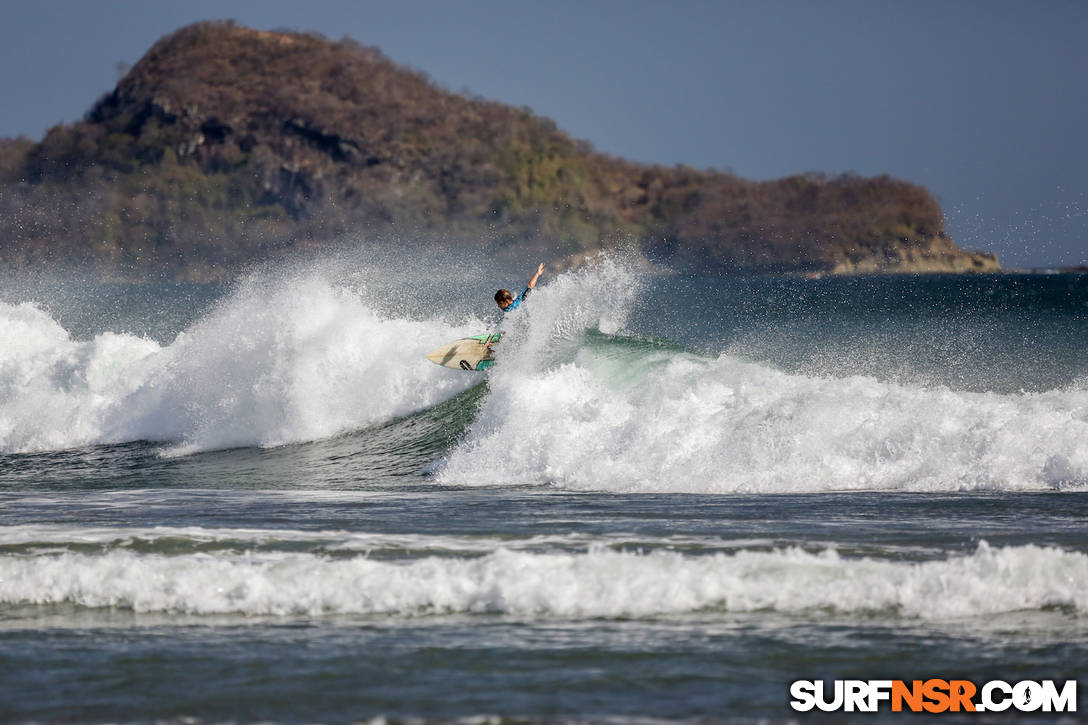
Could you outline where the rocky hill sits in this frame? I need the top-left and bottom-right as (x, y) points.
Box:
(0, 21), (998, 280)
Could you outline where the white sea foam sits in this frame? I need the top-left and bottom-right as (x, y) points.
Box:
(4, 257), (1087, 494)
(440, 328), (1088, 493)
(0, 273), (481, 454)
(0, 542), (1083, 619)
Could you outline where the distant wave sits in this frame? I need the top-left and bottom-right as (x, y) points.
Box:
(0, 523), (740, 556)
(1, 538), (1083, 619)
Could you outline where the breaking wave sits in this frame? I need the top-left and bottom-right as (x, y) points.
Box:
(3, 255), (1086, 493)
(1, 536), (1083, 619)
(0, 271), (480, 455)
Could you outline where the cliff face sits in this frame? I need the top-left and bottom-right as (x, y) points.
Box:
(0, 21), (998, 280)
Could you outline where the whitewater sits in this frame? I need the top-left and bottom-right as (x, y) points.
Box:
(1, 252), (1086, 723)
(2, 257), (1086, 492)
(3, 530), (1084, 618)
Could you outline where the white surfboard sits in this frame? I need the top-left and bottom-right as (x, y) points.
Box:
(426, 333), (500, 371)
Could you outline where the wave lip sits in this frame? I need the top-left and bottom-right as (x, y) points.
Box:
(1, 542), (1083, 619)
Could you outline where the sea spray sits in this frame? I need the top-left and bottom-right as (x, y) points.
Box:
(0, 271), (483, 454)
(437, 259), (1088, 493)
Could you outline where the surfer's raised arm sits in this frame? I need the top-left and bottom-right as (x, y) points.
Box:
(528, 262), (544, 290)
(495, 263), (545, 313)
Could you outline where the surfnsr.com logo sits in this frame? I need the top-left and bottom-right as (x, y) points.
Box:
(789, 679), (1077, 713)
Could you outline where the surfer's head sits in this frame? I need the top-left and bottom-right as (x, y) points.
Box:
(495, 289), (514, 309)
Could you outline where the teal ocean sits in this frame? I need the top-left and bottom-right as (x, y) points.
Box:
(1, 255), (1086, 723)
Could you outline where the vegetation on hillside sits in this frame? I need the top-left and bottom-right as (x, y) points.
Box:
(0, 21), (997, 280)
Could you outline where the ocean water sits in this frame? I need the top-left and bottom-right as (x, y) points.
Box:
(1, 253), (1086, 723)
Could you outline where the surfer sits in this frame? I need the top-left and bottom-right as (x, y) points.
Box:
(495, 263), (545, 312)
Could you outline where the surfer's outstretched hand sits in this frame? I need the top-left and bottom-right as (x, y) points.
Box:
(529, 262), (545, 289)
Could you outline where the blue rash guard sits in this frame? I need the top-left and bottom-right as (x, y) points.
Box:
(503, 287), (532, 313)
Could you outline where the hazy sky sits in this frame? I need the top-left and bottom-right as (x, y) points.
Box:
(1, 0), (1085, 267)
